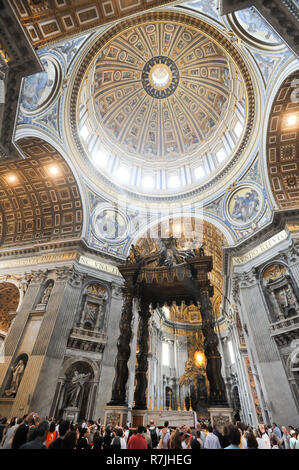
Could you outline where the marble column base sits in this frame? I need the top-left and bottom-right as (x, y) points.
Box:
(208, 407), (234, 432)
(104, 405), (129, 427)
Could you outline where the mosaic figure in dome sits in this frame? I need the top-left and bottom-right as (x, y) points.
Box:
(230, 189), (260, 223)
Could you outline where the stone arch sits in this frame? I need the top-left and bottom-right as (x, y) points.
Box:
(266, 70), (299, 209)
(0, 137), (83, 248)
(53, 357), (100, 422)
(0, 281), (20, 332)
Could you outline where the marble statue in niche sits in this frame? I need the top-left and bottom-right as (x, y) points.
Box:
(262, 263), (299, 322)
(4, 356), (27, 397)
(78, 283), (107, 332)
(41, 280), (54, 305)
(36, 280), (54, 311)
(82, 302), (99, 330)
(275, 285), (298, 315)
(64, 370), (91, 408)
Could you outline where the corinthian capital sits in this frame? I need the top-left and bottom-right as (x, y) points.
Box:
(111, 283), (123, 299)
(54, 266), (73, 282)
(31, 270), (47, 283)
(68, 268), (87, 287)
(239, 268), (258, 288)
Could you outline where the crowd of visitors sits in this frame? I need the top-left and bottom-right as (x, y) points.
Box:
(0, 413), (298, 450)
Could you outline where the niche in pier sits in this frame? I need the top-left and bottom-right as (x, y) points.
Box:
(77, 283), (108, 332)
(261, 264), (299, 322)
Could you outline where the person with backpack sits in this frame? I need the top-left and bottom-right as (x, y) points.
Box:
(149, 420), (159, 449)
(111, 428), (122, 450)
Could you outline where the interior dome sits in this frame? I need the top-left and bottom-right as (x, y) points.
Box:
(70, 11), (254, 200)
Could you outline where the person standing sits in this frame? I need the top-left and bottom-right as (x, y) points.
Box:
(203, 425), (221, 449)
(45, 421), (58, 447)
(149, 420), (159, 449)
(224, 426), (241, 449)
(19, 421), (49, 449)
(272, 422), (282, 440)
(270, 433), (280, 449)
(48, 420), (70, 449)
(258, 424), (271, 449)
(191, 431), (203, 449)
(127, 425), (147, 449)
(196, 422), (206, 447)
(280, 426), (290, 449)
(142, 427), (152, 449)
(77, 427), (91, 450)
(160, 421), (171, 449)
(0, 417), (6, 444)
(245, 431), (258, 449)
(289, 430), (299, 449)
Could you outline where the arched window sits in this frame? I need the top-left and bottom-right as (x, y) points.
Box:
(162, 342), (169, 366)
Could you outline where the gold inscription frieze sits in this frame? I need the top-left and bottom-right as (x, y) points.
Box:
(77, 256), (121, 277)
(0, 252), (77, 270)
(232, 230), (288, 266)
(0, 252), (122, 278)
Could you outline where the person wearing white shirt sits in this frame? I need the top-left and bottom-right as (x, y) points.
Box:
(203, 425), (222, 449)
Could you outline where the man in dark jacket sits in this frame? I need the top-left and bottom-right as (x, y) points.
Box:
(20, 421), (49, 449)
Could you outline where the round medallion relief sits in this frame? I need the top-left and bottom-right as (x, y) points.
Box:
(227, 185), (263, 225)
(92, 206), (129, 242)
(20, 55), (60, 114)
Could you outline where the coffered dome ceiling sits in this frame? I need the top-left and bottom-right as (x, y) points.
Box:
(84, 23), (233, 163)
(68, 11), (256, 202)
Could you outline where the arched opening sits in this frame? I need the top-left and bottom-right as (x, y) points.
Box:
(266, 71), (299, 210)
(0, 282), (20, 333)
(59, 361), (95, 423)
(0, 137), (83, 249)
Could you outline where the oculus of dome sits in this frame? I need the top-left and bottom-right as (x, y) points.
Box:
(142, 56), (179, 98)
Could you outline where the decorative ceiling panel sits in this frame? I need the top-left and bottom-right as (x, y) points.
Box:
(267, 71), (299, 210)
(12, 0), (178, 48)
(0, 137), (83, 248)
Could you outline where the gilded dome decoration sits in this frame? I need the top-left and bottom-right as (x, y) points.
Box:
(68, 11), (256, 201)
(79, 21), (236, 163)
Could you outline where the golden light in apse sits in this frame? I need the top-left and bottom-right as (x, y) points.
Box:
(194, 350), (205, 367)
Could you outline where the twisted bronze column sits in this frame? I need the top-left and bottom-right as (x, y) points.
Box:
(199, 287), (228, 406)
(108, 289), (133, 406)
(133, 299), (150, 410)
